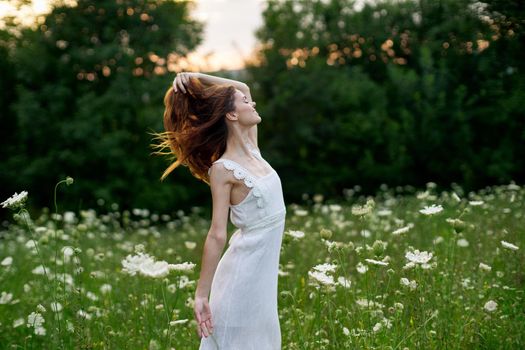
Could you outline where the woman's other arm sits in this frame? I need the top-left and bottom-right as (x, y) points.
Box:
(195, 163), (232, 299)
(193, 163), (232, 338)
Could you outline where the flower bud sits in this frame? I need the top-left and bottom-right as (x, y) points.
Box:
(320, 228), (332, 240)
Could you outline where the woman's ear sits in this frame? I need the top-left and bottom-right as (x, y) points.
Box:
(225, 112), (237, 121)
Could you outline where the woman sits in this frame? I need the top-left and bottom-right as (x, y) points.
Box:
(152, 72), (287, 349)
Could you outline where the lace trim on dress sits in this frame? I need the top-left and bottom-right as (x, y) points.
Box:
(207, 141), (266, 208)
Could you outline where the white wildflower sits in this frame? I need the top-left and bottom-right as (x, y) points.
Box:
(457, 238), (469, 247)
(140, 260), (170, 279)
(484, 300), (497, 312)
(168, 262), (196, 272)
(13, 318), (25, 328)
(27, 311), (46, 335)
(50, 302), (63, 312)
(61, 246), (75, 257)
(31, 265), (49, 275)
(169, 319), (189, 326)
(1, 256), (13, 267)
(323, 239), (345, 252)
(365, 258), (389, 266)
(286, 230), (305, 239)
(356, 298), (384, 309)
(400, 277), (417, 290)
(501, 240), (519, 251)
(1, 191), (29, 210)
(184, 241), (197, 250)
(419, 204), (443, 215)
(308, 270), (335, 286)
(479, 263), (492, 272)
(100, 284), (112, 294)
(405, 249), (433, 264)
(337, 276), (351, 288)
(121, 252), (156, 276)
(329, 204), (342, 212)
(312, 263), (338, 274)
(293, 209), (308, 216)
(469, 200), (484, 206)
(356, 262), (368, 274)
(0, 291), (13, 304)
(351, 198), (375, 216)
(392, 225), (412, 236)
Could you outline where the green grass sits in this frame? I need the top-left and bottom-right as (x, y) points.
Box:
(0, 180), (523, 349)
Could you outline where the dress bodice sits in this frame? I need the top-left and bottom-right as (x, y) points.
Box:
(207, 142), (286, 232)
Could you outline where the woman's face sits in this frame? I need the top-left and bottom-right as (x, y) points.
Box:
(232, 89), (260, 124)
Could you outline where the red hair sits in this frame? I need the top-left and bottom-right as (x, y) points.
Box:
(150, 77), (236, 185)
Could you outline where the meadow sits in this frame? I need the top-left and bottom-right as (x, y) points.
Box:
(0, 178), (523, 349)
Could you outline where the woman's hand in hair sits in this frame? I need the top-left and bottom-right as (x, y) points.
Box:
(173, 72), (200, 94)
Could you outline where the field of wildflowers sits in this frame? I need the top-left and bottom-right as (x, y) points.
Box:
(0, 179), (523, 349)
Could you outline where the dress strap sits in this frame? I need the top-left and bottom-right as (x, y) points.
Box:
(208, 159), (257, 188)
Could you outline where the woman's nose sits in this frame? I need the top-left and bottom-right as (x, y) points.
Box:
(252, 101), (256, 107)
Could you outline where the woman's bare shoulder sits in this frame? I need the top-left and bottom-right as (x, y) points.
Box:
(209, 162), (234, 185)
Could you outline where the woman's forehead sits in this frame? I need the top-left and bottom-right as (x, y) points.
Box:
(235, 89), (244, 97)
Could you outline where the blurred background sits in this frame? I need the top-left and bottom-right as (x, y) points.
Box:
(0, 0), (523, 219)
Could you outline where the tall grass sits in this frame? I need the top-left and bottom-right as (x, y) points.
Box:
(0, 180), (523, 349)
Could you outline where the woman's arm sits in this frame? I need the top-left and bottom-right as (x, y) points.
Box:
(196, 73), (258, 147)
(193, 164), (233, 338)
(173, 72), (258, 148)
(196, 72), (250, 94)
(195, 164), (231, 299)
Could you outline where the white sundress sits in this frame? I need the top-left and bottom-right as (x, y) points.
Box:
(199, 143), (287, 350)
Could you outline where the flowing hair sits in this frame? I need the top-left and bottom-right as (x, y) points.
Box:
(149, 77), (236, 185)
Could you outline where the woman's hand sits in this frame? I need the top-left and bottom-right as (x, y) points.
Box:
(194, 296), (214, 338)
(173, 72), (200, 94)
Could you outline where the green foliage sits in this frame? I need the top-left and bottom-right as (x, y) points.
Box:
(247, 0), (525, 201)
(0, 0), (204, 215)
(1, 0), (524, 216)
